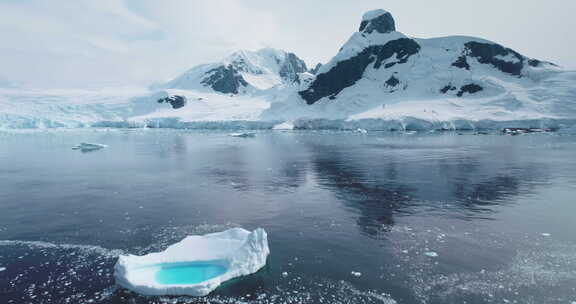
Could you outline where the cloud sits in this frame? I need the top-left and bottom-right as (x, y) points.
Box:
(124, 0), (279, 82)
(0, 0), (278, 88)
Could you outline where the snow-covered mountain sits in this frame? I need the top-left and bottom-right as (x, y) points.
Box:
(1, 9), (575, 131)
(299, 9), (558, 105)
(263, 9), (576, 128)
(163, 48), (308, 94)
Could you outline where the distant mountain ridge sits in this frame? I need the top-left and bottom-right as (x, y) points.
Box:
(164, 48), (308, 94)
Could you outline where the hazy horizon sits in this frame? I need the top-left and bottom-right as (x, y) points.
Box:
(1, 0), (575, 88)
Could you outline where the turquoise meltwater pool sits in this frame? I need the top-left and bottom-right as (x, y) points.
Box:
(154, 262), (227, 285)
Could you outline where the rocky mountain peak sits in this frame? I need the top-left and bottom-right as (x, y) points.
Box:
(359, 9), (396, 34)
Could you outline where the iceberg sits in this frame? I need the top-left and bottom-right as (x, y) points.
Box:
(72, 143), (107, 152)
(114, 228), (269, 296)
(229, 132), (256, 138)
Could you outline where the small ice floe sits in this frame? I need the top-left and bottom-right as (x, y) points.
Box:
(0, 267), (6, 272)
(541, 233), (551, 237)
(502, 128), (553, 136)
(424, 251), (439, 258)
(114, 228), (269, 296)
(273, 121), (294, 130)
(351, 271), (362, 277)
(72, 143), (107, 152)
(355, 128), (368, 134)
(229, 132), (256, 138)
(281, 271), (289, 277)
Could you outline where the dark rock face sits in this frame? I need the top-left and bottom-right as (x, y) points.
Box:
(528, 59), (541, 67)
(157, 95), (187, 109)
(279, 53), (308, 83)
(299, 38), (420, 105)
(201, 66), (248, 94)
(440, 85), (457, 94)
(466, 42), (524, 76)
(452, 56), (470, 70)
(359, 12), (396, 34)
(452, 42), (525, 76)
(457, 84), (483, 97)
(310, 63), (323, 75)
(385, 76), (400, 87)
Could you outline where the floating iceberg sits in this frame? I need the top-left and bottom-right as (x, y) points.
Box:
(273, 121), (295, 130)
(228, 132), (256, 138)
(114, 228), (269, 296)
(351, 271), (362, 277)
(72, 142), (107, 152)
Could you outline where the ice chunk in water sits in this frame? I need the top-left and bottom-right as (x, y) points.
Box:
(114, 228), (269, 296)
(229, 132), (256, 138)
(72, 143), (107, 152)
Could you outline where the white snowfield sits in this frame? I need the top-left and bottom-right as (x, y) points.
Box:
(114, 228), (269, 296)
(1, 10), (576, 131)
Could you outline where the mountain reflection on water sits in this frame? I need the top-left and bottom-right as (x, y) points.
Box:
(198, 132), (552, 237)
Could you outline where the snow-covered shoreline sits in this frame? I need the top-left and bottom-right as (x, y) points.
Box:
(2, 85), (575, 132)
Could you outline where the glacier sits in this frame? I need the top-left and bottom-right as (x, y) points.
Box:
(114, 228), (269, 296)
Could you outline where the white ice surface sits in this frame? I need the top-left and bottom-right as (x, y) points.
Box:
(0, 87), (143, 129)
(129, 89), (270, 123)
(273, 121), (295, 130)
(114, 228), (269, 296)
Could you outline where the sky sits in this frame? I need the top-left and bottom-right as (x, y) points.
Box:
(1, 0), (575, 88)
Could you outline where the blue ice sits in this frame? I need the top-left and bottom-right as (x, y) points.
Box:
(155, 262), (227, 285)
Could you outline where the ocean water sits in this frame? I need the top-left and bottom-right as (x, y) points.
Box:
(0, 129), (575, 304)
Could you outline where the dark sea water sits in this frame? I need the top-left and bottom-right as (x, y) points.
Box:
(0, 129), (575, 304)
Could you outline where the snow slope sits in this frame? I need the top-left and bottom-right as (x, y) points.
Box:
(164, 48), (307, 94)
(116, 89), (276, 129)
